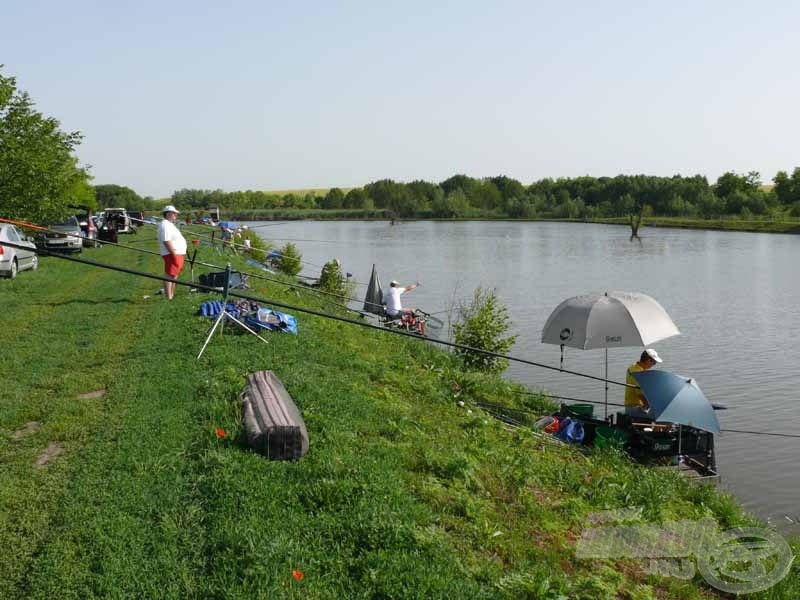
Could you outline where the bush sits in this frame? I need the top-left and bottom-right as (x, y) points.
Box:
(240, 229), (271, 262)
(319, 259), (353, 304)
(276, 242), (302, 276)
(452, 287), (517, 373)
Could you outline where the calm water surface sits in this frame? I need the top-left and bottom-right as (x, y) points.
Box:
(249, 220), (799, 532)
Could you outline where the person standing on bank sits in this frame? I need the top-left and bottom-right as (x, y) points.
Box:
(624, 348), (662, 418)
(157, 205), (187, 300)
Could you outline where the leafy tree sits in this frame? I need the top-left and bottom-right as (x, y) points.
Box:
(0, 67), (92, 222)
(406, 180), (440, 210)
(773, 168), (800, 206)
(94, 184), (143, 209)
(453, 287), (517, 373)
(489, 175), (525, 201)
(714, 171), (759, 199)
(444, 188), (470, 217)
(276, 242), (302, 276)
(440, 174), (478, 197)
(319, 259), (352, 304)
(344, 188), (369, 209)
(471, 180), (502, 210)
(363, 179), (405, 211)
(321, 187), (344, 209)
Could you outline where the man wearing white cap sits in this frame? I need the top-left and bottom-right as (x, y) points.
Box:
(157, 205), (187, 300)
(383, 280), (421, 319)
(624, 348), (662, 417)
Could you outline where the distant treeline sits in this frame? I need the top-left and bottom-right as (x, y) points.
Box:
(95, 169), (800, 221)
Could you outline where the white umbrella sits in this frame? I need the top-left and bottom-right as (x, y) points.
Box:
(541, 291), (680, 417)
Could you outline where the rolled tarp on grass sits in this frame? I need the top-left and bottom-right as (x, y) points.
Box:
(241, 371), (309, 460)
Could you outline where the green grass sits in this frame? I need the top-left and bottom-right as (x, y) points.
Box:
(0, 230), (797, 598)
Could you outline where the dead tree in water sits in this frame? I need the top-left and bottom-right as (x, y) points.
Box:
(629, 203), (645, 239)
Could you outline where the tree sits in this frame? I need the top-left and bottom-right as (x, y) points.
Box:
(453, 287), (517, 373)
(444, 188), (470, 217)
(0, 67), (92, 222)
(94, 184), (143, 209)
(489, 175), (525, 201)
(319, 259), (351, 304)
(321, 187), (344, 209)
(773, 168), (800, 206)
(276, 242), (302, 276)
(471, 180), (502, 210)
(714, 171), (759, 199)
(344, 188), (369, 209)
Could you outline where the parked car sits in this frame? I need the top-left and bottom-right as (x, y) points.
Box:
(103, 208), (134, 234)
(70, 205), (99, 247)
(40, 216), (83, 253)
(77, 211), (98, 247)
(127, 211), (144, 228)
(0, 224), (38, 278)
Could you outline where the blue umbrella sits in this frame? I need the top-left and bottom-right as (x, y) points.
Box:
(218, 221), (238, 229)
(631, 370), (720, 435)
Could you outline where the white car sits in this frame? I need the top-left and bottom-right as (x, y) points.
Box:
(0, 224), (38, 278)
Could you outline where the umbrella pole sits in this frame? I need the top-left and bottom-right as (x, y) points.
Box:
(604, 347), (608, 419)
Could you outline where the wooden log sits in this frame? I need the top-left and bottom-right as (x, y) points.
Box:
(241, 371), (309, 460)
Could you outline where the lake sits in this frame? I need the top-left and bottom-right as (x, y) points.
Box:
(247, 219), (799, 533)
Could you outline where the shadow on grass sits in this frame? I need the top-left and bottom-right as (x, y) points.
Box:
(35, 298), (136, 306)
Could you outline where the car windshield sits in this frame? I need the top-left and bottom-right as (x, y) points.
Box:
(54, 217), (79, 227)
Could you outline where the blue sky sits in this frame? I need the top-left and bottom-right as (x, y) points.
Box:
(3, 1), (798, 198)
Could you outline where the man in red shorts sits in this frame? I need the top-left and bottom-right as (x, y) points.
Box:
(157, 205), (187, 300)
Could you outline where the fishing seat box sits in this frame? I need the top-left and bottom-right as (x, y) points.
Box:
(199, 270), (248, 290)
(241, 371), (309, 460)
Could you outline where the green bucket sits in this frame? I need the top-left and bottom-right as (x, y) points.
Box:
(567, 403), (594, 417)
(595, 425), (628, 448)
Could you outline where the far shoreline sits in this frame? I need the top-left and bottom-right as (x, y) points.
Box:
(233, 213), (800, 235)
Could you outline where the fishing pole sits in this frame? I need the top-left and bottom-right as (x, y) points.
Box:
(1, 217), (376, 310)
(475, 400), (800, 439)
(133, 216), (335, 272)
(2, 240), (637, 390)
(140, 217), (371, 287)
(15, 239), (799, 443)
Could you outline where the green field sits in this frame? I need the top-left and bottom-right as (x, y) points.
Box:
(0, 229), (796, 598)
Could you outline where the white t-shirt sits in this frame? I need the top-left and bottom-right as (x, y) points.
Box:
(384, 286), (405, 315)
(157, 219), (187, 256)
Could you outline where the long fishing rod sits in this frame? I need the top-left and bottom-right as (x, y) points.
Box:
(133, 216), (334, 272)
(3, 240), (636, 390)
(232, 221), (290, 228)
(1, 216), (375, 309)
(475, 399), (800, 439)
(137, 217), (372, 288)
(134, 218), (402, 304)
(0, 216), (437, 327)
(9, 241), (797, 442)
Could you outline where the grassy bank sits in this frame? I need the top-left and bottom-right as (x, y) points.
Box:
(1, 229), (797, 598)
